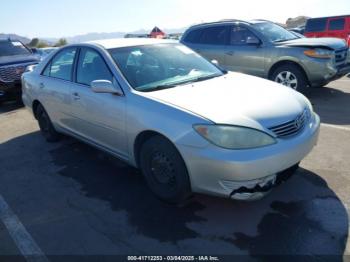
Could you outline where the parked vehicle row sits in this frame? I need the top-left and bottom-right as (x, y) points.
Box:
(22, 39), (320, 202)
(32, 47), (58, 61)
(0, 39), (39, 104)
(181, 19), (350, 92)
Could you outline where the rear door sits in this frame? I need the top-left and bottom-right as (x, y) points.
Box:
(182, 25), (230, 65)
(69, 47), (128, 157)
(40, 47), (78, 129)
(223, 25), (265, 77)
(327, 17), (347, 40)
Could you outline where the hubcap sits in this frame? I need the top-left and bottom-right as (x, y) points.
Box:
(150, 151), (176, 186)
(275, 71), (298, 90)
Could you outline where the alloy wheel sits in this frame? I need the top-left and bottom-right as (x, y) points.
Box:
(275, 71), (298, 90)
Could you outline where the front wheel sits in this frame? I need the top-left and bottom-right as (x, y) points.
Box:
(139, 136), (192, 203)
(271, 64), (308, 93)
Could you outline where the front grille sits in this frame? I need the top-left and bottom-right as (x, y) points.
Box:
(0, 65), (26, 83)
(268, 109), (309, 138)
(335, 48), (348, 66)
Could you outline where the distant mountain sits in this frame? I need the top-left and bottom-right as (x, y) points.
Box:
(0, 33), (31, 44)
(42, 27), (188, 44)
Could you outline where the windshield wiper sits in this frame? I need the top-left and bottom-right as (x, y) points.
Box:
(183, 74), (222, 84)
(141, 83), (177, 92)
(139, 74), (222, 92)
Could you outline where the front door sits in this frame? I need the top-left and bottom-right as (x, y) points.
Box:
(69, 47), (128, 157)
(223, 25), (266, 77)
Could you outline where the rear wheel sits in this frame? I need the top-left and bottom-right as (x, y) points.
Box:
(271, 64), (308, 93)
(36, 104), (60, 142)
(139, 136), (192, 203)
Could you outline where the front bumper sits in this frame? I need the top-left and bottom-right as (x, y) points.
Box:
(177, 113), (320, 199)
(305, 57), (350, 87)
(0, 81), (22, 102)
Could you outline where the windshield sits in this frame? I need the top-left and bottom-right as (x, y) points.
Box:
(0, 40), (31, 57)
(108, 43), (225, 92)
(252, 22), (299, 43)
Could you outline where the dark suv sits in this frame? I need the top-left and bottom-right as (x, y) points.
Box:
(181, 20), (350, 92)
(0, 39), (39, 104)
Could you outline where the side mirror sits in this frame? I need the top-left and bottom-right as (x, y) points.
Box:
(246, 36), (261, 45)
(91, 80), (123, 96)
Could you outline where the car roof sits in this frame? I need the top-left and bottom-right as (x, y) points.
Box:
(186, 19), (271, 30)
(86, 38), (177, 49)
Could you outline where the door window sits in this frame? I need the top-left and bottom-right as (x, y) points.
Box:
(76, 48), (113, 86)
(305, 18), (327, 32)
(329, 18), (345, 31)
(183, 29), (203, 44)
(43, 48), (76, 81)
(230, 26), (259, 45)
(198, 26), (229, 45)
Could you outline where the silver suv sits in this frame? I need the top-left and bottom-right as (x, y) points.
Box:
(181, 20), (350, 92)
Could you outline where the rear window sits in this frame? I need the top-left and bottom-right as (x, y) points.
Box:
(329, 18), (345, 30)
(198, 26), (229, 45)
(305, 18), (327, 33)
(0, 40), (31, 57)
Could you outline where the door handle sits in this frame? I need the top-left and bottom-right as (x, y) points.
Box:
(39, 83), (45, 89)
(225, 51), (234, 56)
(72, 92), (80, 100)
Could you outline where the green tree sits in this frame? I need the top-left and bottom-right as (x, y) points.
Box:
(37, 41), (49, 48)
(28, 38), (39, 47)
(54, 38), (68, 47)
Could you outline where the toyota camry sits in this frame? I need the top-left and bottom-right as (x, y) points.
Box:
(22, 39), (320, 202)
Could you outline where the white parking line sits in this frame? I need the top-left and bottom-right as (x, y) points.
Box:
(321, 123), (350, 132)
(0, 194), (49, 262)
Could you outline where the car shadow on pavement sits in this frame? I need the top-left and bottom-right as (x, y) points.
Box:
(0, 101), (24, 114)
(44, 137), (349, 256)
(0, 132), (347, 255)
(308, 86), (350, 125)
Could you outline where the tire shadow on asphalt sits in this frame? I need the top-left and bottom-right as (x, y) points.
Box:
(0, 101), (24, 115)
(307, 86), (350, 126)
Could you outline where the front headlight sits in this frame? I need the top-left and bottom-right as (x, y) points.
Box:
(304, 48), (334, 59)
(193, 125), (276, 150)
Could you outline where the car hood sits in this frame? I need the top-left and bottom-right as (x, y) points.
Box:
(145, 73), (309, 130)
(0, 54), (39, 67)
(279, 37), (347, 50)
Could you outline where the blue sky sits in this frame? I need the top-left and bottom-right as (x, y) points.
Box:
(1, 0), (350, 38)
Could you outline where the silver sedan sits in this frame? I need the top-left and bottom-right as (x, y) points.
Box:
(22, 38), (320, 202)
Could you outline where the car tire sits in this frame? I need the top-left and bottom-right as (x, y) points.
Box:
(271, 64), (308, 93)
(139, 135), (192, 203)
(36, 104), (61, 142)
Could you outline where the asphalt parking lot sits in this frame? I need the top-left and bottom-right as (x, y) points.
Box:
(0, 77), (350, 260)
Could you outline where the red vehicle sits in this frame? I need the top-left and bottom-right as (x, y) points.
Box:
(304, 15), (350, 46)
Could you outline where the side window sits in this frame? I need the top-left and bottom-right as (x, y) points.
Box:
(198, 26), (229, 45)
(230, 26), (259, 45)
(44, 48), (76, 81)
(76, 48), (113, 86)
(183, 29), (203, 44)
(329, 18), (345, 31)
(305, 18), (327, 33)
